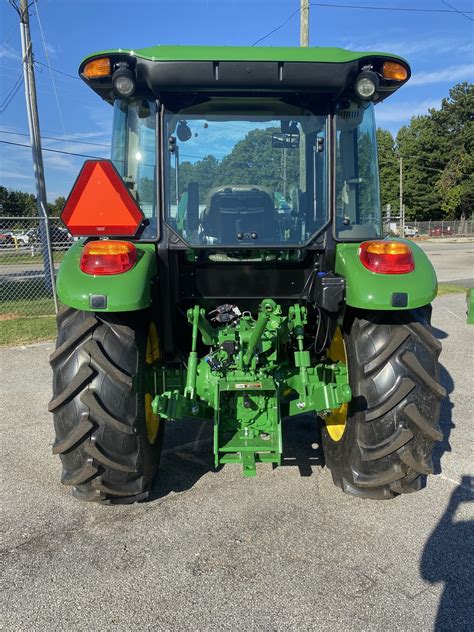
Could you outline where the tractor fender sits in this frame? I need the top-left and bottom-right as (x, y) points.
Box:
(335, 240), (437, 311)
(56, 240), (157, 312)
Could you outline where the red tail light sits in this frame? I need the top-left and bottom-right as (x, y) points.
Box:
(80, 240), (137, 275)
(359, 241), (415, 274)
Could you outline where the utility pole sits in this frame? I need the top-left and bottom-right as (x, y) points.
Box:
(399, 155), (405, 238)
(300, 0), (309, 47)
(17, 0), (57, 308)
(299, 2), (309, 189)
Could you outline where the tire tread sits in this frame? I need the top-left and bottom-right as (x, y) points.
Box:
(322, 306), (443, 500)
(50, 309), (162, 504)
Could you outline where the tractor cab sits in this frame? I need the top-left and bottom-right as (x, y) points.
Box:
(79, 46), (409, 252)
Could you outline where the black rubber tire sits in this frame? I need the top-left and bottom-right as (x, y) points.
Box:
(49, 307), (164, 504)
(321, 306), (446, 500)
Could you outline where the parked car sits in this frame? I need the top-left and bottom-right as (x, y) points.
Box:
(404, 225), (419, 238)
(28, 225), (73, 250)
(12, 230), (34, 246)
(429, 225), (454, 237)
(0, 227), (15, 248)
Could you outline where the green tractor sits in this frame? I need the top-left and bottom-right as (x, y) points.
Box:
(50, 46), (445, 504)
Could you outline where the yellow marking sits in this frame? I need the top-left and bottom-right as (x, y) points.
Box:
(327, 326), (346, 364)
(325, 327), (349, 441)
(145, 323), (160, 444)
(146, 321), (160, 365)
(145, 392), (160, 445)
(325, 402), (348, 442)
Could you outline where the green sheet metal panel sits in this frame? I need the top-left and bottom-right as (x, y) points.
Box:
(56, 241), (157, 312)
(335, 240), (437, 311)
(82, 45), (408, 65)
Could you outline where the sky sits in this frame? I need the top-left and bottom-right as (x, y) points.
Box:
(0, 0), (473, 202)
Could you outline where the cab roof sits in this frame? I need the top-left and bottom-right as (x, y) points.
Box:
(79, 45), (410, 104)
(82, 45), (408, 64)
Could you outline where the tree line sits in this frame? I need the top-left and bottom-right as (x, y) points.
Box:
(378, 82), (473, 220)
(1, 82), (471, 221)
(0, 187), (65, 218)
(173, 126), (301, 205)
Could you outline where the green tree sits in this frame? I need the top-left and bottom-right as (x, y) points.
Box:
(193, 155), (220, 202)
(175, 130), (301, 204)
(215, 127), (299, 195)
(0, 189), (37, 217)
(396, 115), (442, 220)
(376, 128), (399, 214)
(48, 196), (66, 216)
(0, 186), (9, 216)
(431, 83), (474, 218)
(396, 82), (473, 220)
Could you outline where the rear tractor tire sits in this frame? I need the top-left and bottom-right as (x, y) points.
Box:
(49, 307), (164, 504)
(322, 307), (445, 500)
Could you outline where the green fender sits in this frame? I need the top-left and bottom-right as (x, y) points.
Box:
(335, 240), (437, 310)
(56, 241), (157, 312)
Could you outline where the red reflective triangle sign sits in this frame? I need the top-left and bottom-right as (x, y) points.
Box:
(61, 160), (144, 237)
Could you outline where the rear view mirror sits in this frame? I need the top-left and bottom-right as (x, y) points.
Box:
(272, 133), (300, 149)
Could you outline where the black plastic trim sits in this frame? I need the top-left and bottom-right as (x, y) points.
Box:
(80, 54), (410, 105)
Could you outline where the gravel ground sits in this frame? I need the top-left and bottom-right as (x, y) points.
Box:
(1, 292), (473, 631)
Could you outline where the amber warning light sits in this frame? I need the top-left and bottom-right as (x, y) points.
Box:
(359, 241), (414, 274)
(61, 160), (144, 237)
(83, 57), (111, 79)
(80, 240), (137, 275)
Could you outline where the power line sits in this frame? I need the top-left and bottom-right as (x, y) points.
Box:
(0, 69), (22, 99)
(0, 129), (111, 148)
(7, 0), (21, 15)
(32, 0), (67, 134)
(34, 60), (79, 80)
(441, 0), (474, 22)
(313, 2), (473, 14)
(252, 6), (301, 46)
(252, 2), (474, 45)
(0, 139), (107, 160)
(1, 138), (219, 164)
(0, 71), (23, 113)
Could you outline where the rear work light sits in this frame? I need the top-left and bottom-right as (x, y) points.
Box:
(80, 241), (137, 275)
(359, 241), (415, 274)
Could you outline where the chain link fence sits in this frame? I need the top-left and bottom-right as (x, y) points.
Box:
(1, 212), (473, 343)
(0, 216), (72, 343)
(384, 215), (474, 238)
(408, 219), (474, 237)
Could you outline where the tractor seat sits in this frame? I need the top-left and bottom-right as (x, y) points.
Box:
(202, 186), (279, 243)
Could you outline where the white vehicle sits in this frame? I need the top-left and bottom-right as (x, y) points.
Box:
(404, 225), (419, 238)
(12, 230), (34, 246)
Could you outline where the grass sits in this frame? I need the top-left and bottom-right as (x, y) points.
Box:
(0, 296), (55, 317)
(0, 286), (57, 346)
(0, 315), (57, 346)
(0, 251), (65, 265)
(437, 283), (467, 296)
(0, 279), (468, 347)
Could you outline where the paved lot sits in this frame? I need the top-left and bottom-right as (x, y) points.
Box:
(1, 289), (473, 631)
(417, 240), (474, 285)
